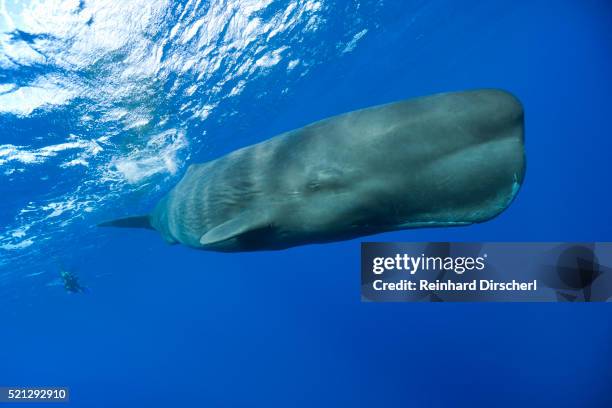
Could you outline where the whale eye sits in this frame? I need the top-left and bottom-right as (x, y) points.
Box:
(306, 180), (322, 191)
(305, 167), (345, 193)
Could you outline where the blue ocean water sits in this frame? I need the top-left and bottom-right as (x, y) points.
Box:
(1, 0), (611, 406)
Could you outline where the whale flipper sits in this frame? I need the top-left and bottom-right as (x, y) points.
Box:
(200, 210), (271, 246)
(98, 215), (152, 230)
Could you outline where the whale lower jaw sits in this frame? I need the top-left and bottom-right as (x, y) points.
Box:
(397, 220), (473, 228)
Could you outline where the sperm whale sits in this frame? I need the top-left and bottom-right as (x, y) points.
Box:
(100, 89), (526, 251)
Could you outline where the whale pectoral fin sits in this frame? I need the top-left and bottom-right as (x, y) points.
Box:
(199, 211), (270, 246)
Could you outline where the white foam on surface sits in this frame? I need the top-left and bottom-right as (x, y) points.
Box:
(0, 76), (77, 116)
(0, 137), (103, 166)
(341, 28), (368, 54)
(109, 130), (188, 184)
(0, 0), (372, 277)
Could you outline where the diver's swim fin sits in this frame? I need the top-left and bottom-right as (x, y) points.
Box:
(98, 215), (152, 230)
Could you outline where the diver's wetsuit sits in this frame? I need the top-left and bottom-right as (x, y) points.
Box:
(61, 271), (85, 293)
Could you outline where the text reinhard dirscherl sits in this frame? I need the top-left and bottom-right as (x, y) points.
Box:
(370, 253), (537, 292)
(372, 279), (537, 291)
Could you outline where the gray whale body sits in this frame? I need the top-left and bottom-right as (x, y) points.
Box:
(101, 89), (525, 251)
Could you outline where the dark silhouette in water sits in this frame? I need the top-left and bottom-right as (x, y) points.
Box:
(60, 270), (86, 294)
(541, 245), (612, 302)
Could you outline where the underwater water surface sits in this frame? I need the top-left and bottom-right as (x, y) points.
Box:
(1, 0), (611, 407)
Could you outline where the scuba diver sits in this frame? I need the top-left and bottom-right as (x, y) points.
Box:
(60, 270), (87, 294)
